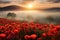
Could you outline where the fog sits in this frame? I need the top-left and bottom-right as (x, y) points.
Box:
(0, 10), (60, 24)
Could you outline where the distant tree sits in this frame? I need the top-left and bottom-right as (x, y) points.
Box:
(7, 12), (16, 20)
(54, 16), (60, 24)
(46, 16), (54, 24)
(34, 17), (41, 23)
(26, 15), (34, 22)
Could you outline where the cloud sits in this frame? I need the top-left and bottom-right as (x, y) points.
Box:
(35, 0), (60, 3)
(0, 0), (12, 4)
(36, 0), (60, 3)
(0, 1), (11, 4)
(0, 0), (28, 4)
(48, 0), (60, 3)
(42, 7), (60, 12)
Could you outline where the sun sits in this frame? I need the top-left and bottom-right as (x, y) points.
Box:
(27, 4), (33, 8)
(26, 3), (34, 9)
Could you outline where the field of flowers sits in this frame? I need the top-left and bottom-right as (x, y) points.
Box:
(0, 18), (60, 40)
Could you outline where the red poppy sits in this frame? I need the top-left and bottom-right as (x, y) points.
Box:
(50, 23), (55, 29)
(24, 35), (29, 39)
(21, 22), (29, 28)
(38, 26), (42, 30)
(47, 32), (53, 36)
(27, 36), (31, 39)
(43, 24), (48, 28)
(0, 34), (6, 38)
(0, 26), (3, 29)
(30, 34), (37, 39)
(29, 22), (35, 29)
(56, 26), (60, 31)
(13, 29), (18, 34)
(42, 33), (47, 37)
(35, 23), (41, 27)
(50, 28), (57, 34)
(37, 38), (42, 40)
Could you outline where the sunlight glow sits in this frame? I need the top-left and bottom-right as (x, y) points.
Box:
(26, 3), (34, 9)
(27, 4), (33, 8)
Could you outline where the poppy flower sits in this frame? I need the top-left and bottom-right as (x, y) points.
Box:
(38, 27), (42, 30)
(0, 26), (3, 29)
(47, 32), (53, 36)
(37, 38), (42, 40)
(43, 24), (48, 28)
(56, 26), (60, 31)
(42, 33), (47, 37)
(21, 22), (29, 28)
(50, 23), (55, 29)
(50, 28), (57, 34)
(24, 35), (29, 39)
(27, 36), (31, 39)
(30, 34), (37, 39)
(13, 29), (18, 34)
(0, 34), (6, 38)
(35, 23), (41, 27)
(29, 22), (35, 29)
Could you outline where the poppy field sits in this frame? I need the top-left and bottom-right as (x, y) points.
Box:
(0, 18), (60, 40)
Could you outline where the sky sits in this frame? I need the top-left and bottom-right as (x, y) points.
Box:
(0, 0), (60, 24)
(0, 0), (60, 9)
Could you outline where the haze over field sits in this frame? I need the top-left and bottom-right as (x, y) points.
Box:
(0, 0), (60, 24)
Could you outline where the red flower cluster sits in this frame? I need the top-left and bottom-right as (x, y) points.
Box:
(24, 34), (37, 40)
(0, 18), (60, 40)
